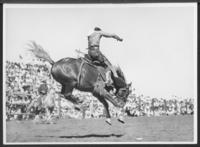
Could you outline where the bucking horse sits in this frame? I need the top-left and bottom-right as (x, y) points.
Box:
(28, 41), (132, 125)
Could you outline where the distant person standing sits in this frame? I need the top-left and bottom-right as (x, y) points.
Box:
(36, 80), (48, 115)
(26, 80), (48, 121)
(38, 80), (48, 95)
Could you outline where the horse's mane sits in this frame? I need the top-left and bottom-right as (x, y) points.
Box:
(112, 65), (127, 88)
(115, 65), (126, 83)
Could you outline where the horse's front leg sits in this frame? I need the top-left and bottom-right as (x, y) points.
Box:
(97, 97), (112, 125)
(103, 90), (126, 124)
(93, 83), (125, 125)
(117, 107), (125, 124)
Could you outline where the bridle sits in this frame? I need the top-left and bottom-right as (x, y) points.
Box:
(116, 87), (129, 102)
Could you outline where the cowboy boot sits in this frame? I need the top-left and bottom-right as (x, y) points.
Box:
(106, 63), (118, 78)
(110, 66), (118, 78)
(105, 70), (113, 87)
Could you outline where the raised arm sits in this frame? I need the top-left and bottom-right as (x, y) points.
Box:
(100, 31), (123, 41)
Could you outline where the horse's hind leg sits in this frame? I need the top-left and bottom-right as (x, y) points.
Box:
(61, 85), (76, 103)
(61, 84), (82, 110)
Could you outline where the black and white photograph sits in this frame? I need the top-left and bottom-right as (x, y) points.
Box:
(3, 3), (197, 144)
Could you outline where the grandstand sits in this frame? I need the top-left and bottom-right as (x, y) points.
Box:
(5, 60), (194, 121)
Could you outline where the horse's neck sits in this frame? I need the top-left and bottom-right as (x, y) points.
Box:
(113, 76), (126, 89)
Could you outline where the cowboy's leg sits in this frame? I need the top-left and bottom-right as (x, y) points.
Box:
(105, 70), (112, 84)
(49, 107), (54, 121)
(104, 61), (118, 77)
(88, 49), (99, 61)
(97, 50), (118, 77)
(34, 108), (40, 122)
(46, 107), (54, 123)
(43, 107), (47, 121)
(96, 51), (117, 86)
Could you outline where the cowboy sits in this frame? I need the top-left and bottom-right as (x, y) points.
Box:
(87, 27), (123, 85)
(35, 80), (48, 114)
(38, 80), (48, 95)
(28, 80), (49, 122)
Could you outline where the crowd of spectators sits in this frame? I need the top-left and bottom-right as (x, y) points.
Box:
(124, 94), (194, 117)
(6, 60), (60, 120)
(5, 60), (194, 121)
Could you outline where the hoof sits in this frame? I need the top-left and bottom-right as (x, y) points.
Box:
(117, 116), (125, 124)
(74, 107), (81, 111)
(74, 105), (81, 111)
(117, 118), (125, 124)
(105, 118), (112, 125)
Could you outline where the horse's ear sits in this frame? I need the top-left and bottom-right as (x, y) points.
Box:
(128, 82), (132, 94)
(128, 82), (132, 87)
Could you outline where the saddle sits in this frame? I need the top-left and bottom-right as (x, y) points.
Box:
(78, 57), (116, 95)
(78, 56), (108, 83)
(84, 54), (107, 67)
(76, 52), (116, 90)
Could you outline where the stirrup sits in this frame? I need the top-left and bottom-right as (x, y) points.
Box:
(105, 79), (114, 87)
(105, 83), (112, 87)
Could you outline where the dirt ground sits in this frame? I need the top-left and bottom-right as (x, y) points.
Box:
(6, 115), (194, 143)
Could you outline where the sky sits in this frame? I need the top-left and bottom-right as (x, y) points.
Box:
(4, 3), (197, 99)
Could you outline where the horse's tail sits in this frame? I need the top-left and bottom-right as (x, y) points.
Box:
(27, 41), (55, 65)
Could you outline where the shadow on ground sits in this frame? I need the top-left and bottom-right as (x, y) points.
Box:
(36, 133), (124, 139)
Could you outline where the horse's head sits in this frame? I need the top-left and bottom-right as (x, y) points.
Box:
(115, 82), (132, 105)
(112, 66), (132, 107)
